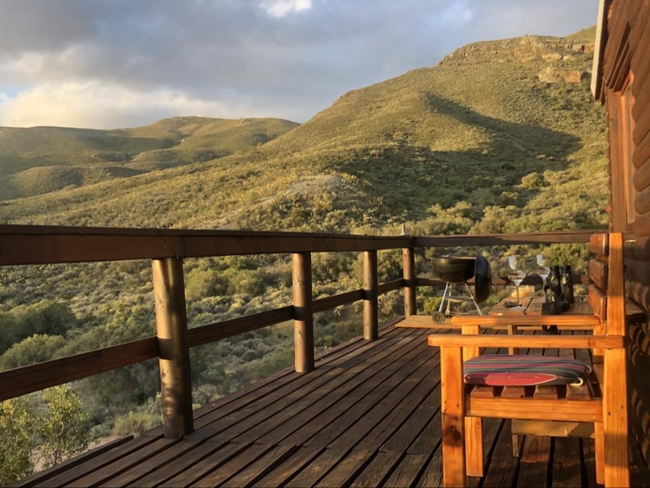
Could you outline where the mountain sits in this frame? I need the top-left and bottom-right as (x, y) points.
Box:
(0, 27), (606, 236)
(0, 117), (299, 200)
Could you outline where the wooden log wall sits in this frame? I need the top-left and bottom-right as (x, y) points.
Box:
(602, 0), (650, 468)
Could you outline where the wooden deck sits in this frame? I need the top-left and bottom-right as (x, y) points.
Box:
(16, 322), (650, 488)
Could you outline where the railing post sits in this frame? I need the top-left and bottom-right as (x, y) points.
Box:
(363, 251), (378, 340)
(403, 247), (416, 317)
(292, 252), (314, 373)
(152, 257), (193, 439)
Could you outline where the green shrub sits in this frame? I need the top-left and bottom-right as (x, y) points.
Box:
(112, 410), (161, 436)
(0, 334), (66, 370)
(0, 397), (35, 485)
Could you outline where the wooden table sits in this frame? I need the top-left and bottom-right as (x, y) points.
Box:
(488, 296), (593, 354)
(489, 296), (592, 317)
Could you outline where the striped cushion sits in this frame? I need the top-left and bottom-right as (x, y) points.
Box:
(463, 354), (592, 387)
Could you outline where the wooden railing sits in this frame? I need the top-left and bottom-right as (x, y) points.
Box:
(0, 225), (595, 438)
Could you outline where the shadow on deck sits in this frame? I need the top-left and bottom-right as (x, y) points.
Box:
(15, 322), (650, 487)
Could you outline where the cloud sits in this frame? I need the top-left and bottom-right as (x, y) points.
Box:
(0, 82), (267, 129)
(0, 0), (599, 129)
(261, 0), (313, 18)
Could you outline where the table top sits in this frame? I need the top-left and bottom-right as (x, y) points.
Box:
(488, 296), (592, 316)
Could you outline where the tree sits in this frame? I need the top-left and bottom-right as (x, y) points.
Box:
(36, 386), (91, 469)
(0, 397), (35, 485)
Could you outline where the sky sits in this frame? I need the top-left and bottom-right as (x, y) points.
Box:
(0, 0), (599, 130)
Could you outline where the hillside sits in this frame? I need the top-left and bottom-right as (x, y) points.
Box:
(0, 117), (298, 200)
(0, 27), (608, 467)
(0, 27), (605, 235)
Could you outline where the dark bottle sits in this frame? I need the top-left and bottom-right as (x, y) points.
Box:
(561, 265), (574, 304)
(548, 265), (562, 301)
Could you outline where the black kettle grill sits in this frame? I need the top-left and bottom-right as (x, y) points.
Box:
(431, 255), (491, 324)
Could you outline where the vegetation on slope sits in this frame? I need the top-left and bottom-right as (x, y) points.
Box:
(0, 117), (298, 200)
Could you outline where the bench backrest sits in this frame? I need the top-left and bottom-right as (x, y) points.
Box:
(588, 232), (625, 337)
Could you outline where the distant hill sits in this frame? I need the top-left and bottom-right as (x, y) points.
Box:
(0, 27), (606, 236)
(0, 117), (298, 200)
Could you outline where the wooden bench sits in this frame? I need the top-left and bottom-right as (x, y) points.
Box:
(428, 233), (630, 487)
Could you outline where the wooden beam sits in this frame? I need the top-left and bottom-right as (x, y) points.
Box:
(292, 252), (314, 373)
(0, 225), (600, 266)
(152, 258), (193, 439)
(606, 233), (626, 336)
(461, 324), (483, 478)
(377, 279), (402, 295)
(415, 230), (595, 247)
(466, 397), (602, 422)
(0, 225), (413, 265)
(312, 290), (363, 313)
(590, 259), (609, 291)
(439, 346), (467, 487)
(0, 337), (158, 402)
(402, 248), (416, 317)
(603, 348), (630, 486)
(187, 306), (294, 347)
(363, 251), (378, 341)
(511, 420), (595, 438)
(589, 285), (608, 322)
(590, 233), (609, 256)
(450, 315), (601, 328)
(428, 334), (623, 349)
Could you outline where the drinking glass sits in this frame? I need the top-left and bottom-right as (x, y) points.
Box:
(507, 255), (526, 309)
(536, 254), (551, 289)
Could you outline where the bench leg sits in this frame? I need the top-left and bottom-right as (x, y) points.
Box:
(440, 346), (467, 487)
(465, 417), (484, 477)
(603, 348), (629, 487)
(512, 433), (520, 458)
(595, 421), (604, 485)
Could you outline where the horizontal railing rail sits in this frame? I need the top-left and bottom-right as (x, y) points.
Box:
(0, 224), (603, 438)
(0, 225), (596, 266)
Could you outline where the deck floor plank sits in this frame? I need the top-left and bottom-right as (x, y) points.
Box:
(381, 453), (430, 488)
(516, 435), (552, 488)
(348, 451), (403, 488)
(252, 446), (324, 488)
(313, 449), (375, 488)
(233, 330), (431, 446)
(293, 348), (440, 449)
(66, 438), (178, 488)
(130, 439), (228, 488)
(160, 442), (254, 488)
(284, 448), (351, 488)
(189, 443), (272, 488)
(33, 434), (163, 488)
(551, 437), (582, 487)
(482, 420), (520, 488)
(416, 452), (443, 488)
(190, 326), (410, 433)
(220, 444), (298, 487)
(191, 328), (424, 440)
(323, 354), (440, 452)
(13, 436), (134, 488)
(100, 439), (205, 488)
(20, 321), (650, 488)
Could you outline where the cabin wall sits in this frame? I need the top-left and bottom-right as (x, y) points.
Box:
(602, 0), (650, 466)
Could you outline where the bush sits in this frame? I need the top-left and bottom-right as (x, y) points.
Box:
(112, 410), (161, 436)
(12, 301), (77, 338)
(185, 267), (229, 301)
(0, 334), (66, 370)
(0, 397), (34, 485)
(37, 386), (91, 469)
